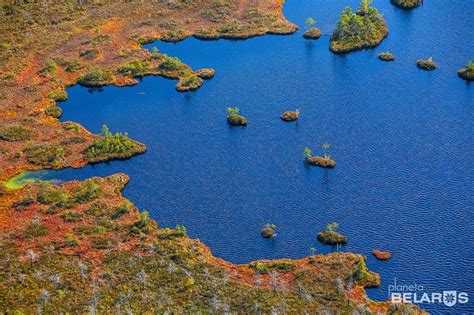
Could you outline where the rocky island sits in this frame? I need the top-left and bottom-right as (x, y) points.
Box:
(373, 250), (393, 260)
(330, 0), (388, 54)
(379, 51), (396, 61)
(280, 109), (300, 121)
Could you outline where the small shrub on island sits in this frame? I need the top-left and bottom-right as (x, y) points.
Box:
(227, 107), (248, 126)
(390, 0), (422, 9)
(261, 223), (277, 238)
(372, 249), (392, 260)
(458, 60), (474, 81)
(378, 51), (395, 61)
(303, 18), (321, 40)
(317, 222), (348, 245)
(304, 143), (335, 168)
(280, 109), (300, 121)
(417, 57), (437, 71)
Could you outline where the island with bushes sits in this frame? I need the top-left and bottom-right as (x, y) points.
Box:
(458, 61), (474, 81)
(330, 0), (388, 54)
(304, 144), (335, 169)
(0, 0), (428, 313)
(303, 17), (321, 40)
(261, 223), (277, 238)
(417, 57), (437, 71)
(226, 107), (248, 126)
(317, 222), (348, 245)
(390, 0), (422, 10)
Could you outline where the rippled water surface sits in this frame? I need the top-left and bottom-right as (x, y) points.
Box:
(24, 0), (474, 312)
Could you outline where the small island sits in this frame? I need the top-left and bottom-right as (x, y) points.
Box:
(280, 109), (300, 121)
(317, 222), (348, 245)
(372, 250), (392, 260)
(417, 57), (437, 71)
(390, 0), (422, 9)
(458, 60), (474, 81)
(378, 51), (395, 61)
(227, 107), (248, 126)
(261, 223), (277, 238)
(304, 143), (335, 168)
(330, 0), (388, 54)
(303, 17), (321, 40)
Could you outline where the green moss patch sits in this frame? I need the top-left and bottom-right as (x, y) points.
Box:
(0, 125), (35, 142)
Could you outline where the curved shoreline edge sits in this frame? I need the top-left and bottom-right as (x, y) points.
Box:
(0, 1), (425, 313)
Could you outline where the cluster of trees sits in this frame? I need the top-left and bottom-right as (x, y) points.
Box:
(331, 0), (386, 51)
(83, 125), (141, 163)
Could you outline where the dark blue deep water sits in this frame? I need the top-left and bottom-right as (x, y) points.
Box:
(21, 0), (474, 312)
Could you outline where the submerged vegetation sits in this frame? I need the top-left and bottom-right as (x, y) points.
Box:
(317, 222), (348, 245)
(458, 60), (474, 81)
(330, 0), (388, 53)
(83, 125), (146, 163)
(226, 107), (248, 126)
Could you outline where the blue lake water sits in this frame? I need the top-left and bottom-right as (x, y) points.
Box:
(20, 0), (474, 312)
